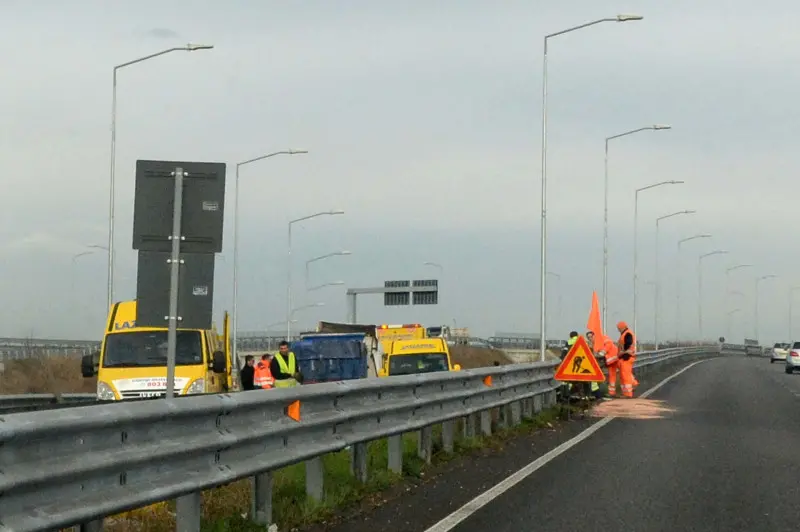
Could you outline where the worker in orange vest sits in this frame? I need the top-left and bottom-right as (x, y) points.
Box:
(597, 334), (620, 398)
(253, 354), (275, 389)
(616, 321), (636, 398)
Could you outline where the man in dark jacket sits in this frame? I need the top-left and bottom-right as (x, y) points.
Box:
(240, 355), (255, 391)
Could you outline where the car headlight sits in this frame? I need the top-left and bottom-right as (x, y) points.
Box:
(185, 379), (205, 395)
(97, 381), (117, 401)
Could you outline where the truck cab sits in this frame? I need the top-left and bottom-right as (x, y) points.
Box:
(81, 300), (234, 400)
(378, 337), (461, 377)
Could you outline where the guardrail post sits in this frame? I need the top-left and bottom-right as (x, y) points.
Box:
(463, 413), (477, 438)
(480, 410), (491, 436)
(176, 491), (202, 532)
(388, 434), (403, 474)
(418, 426), (433, 463)
(510, 401), (522, 425)
(78, 519), (103, 532)
(251, 471), (273, 526)
(441, 419), (455, 453)
(522, 398), (534, 420)
(533, 394), (543, 413)
(306, 457), (324, 500)
(351, 442), (368, 483)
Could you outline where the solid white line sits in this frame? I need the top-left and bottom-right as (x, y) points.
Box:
(423, 358), (715, 532)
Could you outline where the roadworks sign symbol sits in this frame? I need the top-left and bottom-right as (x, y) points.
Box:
(554, 335), (605, 383)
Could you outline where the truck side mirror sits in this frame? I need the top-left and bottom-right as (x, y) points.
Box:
(452, 364), (462, 371)
(212, 350), (227, 374)
(81, 353), (97, 378)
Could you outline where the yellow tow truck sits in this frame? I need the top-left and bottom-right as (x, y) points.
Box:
(378, 337), (461, 377)
(81, 299), (234, 400)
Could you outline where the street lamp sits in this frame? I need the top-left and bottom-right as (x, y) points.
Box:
(675, 234), (711, 344)
(724, 264), (752, 323)
(290, 302), (325, 328)
(633, 179), (683, 342)
(305, 251), (351, 289)
(755, 274), (778, 342)
(539, 13), (643, 362)
(287, 211), (344, 339)
(232, 149), (308, 364)
(698, 250), (728, 340)
(106, 43), (214, 312)
(654, 210), (696, 348)
(308, 281), (345, 292)
(726, 308), (741, 340)
(605, 126), (672, 324)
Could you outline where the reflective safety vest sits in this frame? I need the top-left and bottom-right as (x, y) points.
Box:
(602, 336), (620, 365)
(618, 328), (637, 359)
(567, 336), (578, 347)
(253, 361), (274, 389)
(273, 351), (299, 388)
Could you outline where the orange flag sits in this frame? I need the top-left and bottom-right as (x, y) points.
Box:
(586, 291), (604, 352)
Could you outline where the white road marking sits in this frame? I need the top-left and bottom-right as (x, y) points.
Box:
(423, 358), (715, 532)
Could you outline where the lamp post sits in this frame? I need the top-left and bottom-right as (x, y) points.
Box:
(232, 150), (308, 364)
(106, 43), (214, 311)
(290, 302), (325, 332)
(539, 13), (643, 362)
(305, 251), (351, 289)
(675, 234), (711, 344)
(726, 308), (741, 340)
(633, 179), (683, 343)
(654, 210), (695, 348)
(605, 127), (672, 325)
(724, 264), (752, 329)
(755, 274), (777, 343)
(789, 286), (800, 341)
(308, 281), (345, 292)
(287, 211), (344, 339)
(698, 250), (728, 340)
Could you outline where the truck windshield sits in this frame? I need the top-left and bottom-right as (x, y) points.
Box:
(102, 331), (204, 368)
(389, 353), (449, 375)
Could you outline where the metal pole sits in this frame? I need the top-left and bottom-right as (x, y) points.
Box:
(539, 37), (548, 362)
(633, 187), (639, 344)
(166, 167), (185, 400)
(655, 220), (660, 349)
(676, 241), (681, 345)
(232, 151), (308, 369)
(602, 139), (609, 327)
(107, 69), (118, 311)
(755, 279), (760, 343)
(632, 180), (682, 347)
(286, 223), (293, 340)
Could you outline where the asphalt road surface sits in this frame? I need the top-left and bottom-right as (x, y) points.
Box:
(431, 356), (800, 532)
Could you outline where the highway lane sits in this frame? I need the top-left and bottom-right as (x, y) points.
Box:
(436, 356), (800, 532)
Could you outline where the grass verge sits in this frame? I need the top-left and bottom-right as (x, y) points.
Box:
(101, 402), (570, 532)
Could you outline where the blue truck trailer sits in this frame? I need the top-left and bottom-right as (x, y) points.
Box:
(291, 332), (369, 383)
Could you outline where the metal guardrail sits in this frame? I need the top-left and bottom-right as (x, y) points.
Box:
(0, 346), (721, 531)
(0, 393), (97, 414)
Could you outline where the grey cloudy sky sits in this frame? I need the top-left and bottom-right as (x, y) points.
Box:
(1, 0), (798, 344)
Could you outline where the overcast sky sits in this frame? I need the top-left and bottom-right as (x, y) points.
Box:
(2, 1), (798, 345)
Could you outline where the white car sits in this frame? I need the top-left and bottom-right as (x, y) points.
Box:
(785, 342), (800, 373)
(771, 342), (790, 363)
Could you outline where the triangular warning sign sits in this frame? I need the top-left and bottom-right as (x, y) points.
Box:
(554, 335), (605, 383)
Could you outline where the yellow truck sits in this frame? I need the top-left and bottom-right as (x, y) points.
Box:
(81, 300), (234, 400)
(375, 323), (427, 353)
(378, 337), (461, 377)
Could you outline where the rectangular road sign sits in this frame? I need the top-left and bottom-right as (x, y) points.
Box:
(132, 160), (227, 253)
(412, 279), (438, 305)
(135, 251), (216, 330)
(384, 280), (411, 306)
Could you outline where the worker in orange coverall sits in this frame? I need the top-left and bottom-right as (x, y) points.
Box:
(616, 321), (637, 398)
